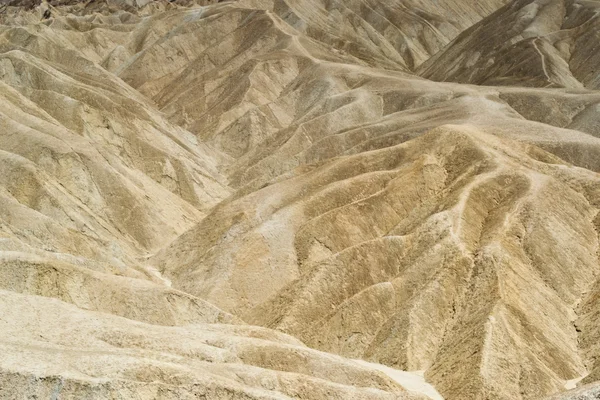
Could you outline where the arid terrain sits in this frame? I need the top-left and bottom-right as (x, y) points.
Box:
(1, 0), (600, 399)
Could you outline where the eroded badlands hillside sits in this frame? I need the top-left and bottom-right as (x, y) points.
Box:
(1, 0), (600, 399)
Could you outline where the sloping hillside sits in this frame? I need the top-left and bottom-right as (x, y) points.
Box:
(1, 0), (600, 399)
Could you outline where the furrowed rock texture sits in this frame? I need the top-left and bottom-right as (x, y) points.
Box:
(0, 289), (426, 400)
(544, 382), (600, 400)
(418, 0), (600, 89)
(1, 0), (600, 399)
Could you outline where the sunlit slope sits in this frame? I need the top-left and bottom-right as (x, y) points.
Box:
(1, 0), (600, 399)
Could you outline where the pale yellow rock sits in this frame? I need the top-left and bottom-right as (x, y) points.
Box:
(0, 0), (599, 399)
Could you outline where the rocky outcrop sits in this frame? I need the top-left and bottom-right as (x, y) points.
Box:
(418, 0), (600, 89)
(1, 0), (599, 399)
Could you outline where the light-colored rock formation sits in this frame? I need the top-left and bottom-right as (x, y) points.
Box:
(0, 289), (427, 399)
(1, 0), (600, 399)
(418, 0), (600, 89)
(544, 382), (600, 400)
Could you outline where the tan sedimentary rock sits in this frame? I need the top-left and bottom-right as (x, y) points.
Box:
(0, 289), (428, 399)
(1, 0), (600, 399)
(544, 382), (600, 400)
(418, 0), (600, 89)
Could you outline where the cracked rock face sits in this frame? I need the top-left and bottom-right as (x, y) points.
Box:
(1, 0), (600, 399)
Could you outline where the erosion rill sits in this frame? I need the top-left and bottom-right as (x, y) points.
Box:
(1, 0), (600, 399)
